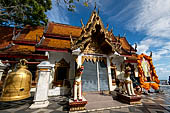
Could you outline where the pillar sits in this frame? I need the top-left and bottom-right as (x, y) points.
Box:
(30, 61), (53, 109)
(0, 60), (7, 81)
(73, 54), (82, 101)
(107, 56), (113, 91)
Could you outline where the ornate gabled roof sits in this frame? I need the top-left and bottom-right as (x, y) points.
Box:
(0, 12), (136, 56)
(115, 37), (136, 55)
(119, 37), (135, 51)
(71, 10), (121, 54)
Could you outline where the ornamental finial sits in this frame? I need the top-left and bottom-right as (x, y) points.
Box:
(135, 43), (137, 51)
(150, 51), (152, 57)
(80, 19), (84, 28)
(94, 1), (96, 10)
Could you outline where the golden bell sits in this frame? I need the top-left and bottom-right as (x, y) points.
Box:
(0, 59), (32, 101)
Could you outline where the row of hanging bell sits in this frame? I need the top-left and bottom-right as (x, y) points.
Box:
(0, 59), (32, 101)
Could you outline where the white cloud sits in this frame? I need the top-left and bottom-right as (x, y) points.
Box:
(156, 67), (170, 80)
(128, 0), (170, 38)
(136, 38), (164, 53)
(107, 0), (141, 23)
(46, 0), (69, 24)
(88, 0), (102, 9)
(128, 0), (170, 80)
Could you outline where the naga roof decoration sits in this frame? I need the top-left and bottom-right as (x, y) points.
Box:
(71, 11), (122, 54)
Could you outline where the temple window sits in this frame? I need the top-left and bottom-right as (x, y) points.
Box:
(53, 58), (70, 87)
(57, 67), (67, 81)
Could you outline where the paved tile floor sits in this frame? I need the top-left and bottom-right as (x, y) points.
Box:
(0, 86), (170, 113)
(0, 96), (68, 113)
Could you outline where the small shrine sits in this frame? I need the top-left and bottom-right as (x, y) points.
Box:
(137, 53), (160, 91)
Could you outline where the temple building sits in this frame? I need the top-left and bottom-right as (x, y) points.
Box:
(0, 10), (144, 97)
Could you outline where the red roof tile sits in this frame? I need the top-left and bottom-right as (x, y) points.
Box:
(16, 26), (44, 42)
(3, 45), (35, 54)
(40, 38), (70, 49)
(119, 37), (135, 51)
(45, 22), (82, 38)
(0, 26), (21, 48)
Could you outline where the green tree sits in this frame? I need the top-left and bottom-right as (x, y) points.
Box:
(0, 0), (88, 27)
(0, 0), (52, 26)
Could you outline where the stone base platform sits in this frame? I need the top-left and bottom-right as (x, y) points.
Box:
(29, 100), (49, 109)
(69, 96), (87, 111)
(117, 93), (141, 105)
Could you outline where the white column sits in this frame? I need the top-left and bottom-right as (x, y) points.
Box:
(74, 83), (77, 101)
(0, 60), (7, 81)
(78, 82), (82, 100)
(134, 64), (139, 77)
(30, 61), (53, 109)
(77, 55), (82, 68)
(107, 56), (112, 91)
(73, 54), (82, 101)
(96, 62), (100, 91)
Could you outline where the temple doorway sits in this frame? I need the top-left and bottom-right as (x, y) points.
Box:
(82, 60), (109, 92)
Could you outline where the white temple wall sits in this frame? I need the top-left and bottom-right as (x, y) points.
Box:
(47, 51), (75, 96)
(107, 56), (114, 91)
(48, 51), (75, 81)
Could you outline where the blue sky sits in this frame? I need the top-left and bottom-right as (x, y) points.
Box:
(46, 0), (170, 80)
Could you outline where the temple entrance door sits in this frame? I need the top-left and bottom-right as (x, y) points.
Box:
(82, 60), (109, 92)
(82, 61), (98, 92)
(98, 61), (109, 91)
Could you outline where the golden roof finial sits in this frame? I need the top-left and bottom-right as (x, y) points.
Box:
(106, 24), (109, 30)
(110, 27), (113, 33)
(94, 1), (96, 10)
(80, 19), (85, 28)
(150, 51), (152, 57)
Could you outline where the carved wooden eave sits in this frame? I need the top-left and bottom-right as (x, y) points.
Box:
(71, 10), (121, 55)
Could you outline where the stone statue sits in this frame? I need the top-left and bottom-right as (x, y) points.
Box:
(124, 66), (136, 96)
(73, 66), (84, 101)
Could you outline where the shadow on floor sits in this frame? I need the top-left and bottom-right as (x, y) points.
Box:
(0, 96), (33, 110)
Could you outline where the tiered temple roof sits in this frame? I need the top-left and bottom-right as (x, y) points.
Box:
(0, 11), (137, 60)
(44, 22), (82, 38)
(0, 26), (47, 60)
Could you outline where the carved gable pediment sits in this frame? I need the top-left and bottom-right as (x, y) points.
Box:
(71, 10), (122, 55)
(83, 41), (102, 54)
